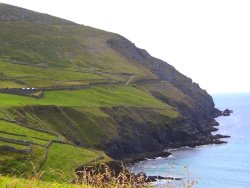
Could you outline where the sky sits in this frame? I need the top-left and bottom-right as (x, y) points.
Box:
(1, 0), (250, 94)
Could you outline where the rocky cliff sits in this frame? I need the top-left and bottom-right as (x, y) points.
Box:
(0, 3), (226, 163)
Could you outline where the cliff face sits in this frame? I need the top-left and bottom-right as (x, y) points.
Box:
(0, 3), (224, 163)
(103, 37), (223, 159)
(107, 36), (215, 117)
(99, 99), (220, 160)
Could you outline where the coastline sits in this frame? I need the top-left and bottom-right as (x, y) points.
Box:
(122, 133), (230, 165)
(120, 110), (233, 183)
(122, 107), (233, 164)
(73, 136), (230, 183)
(75, 109), (233, 183)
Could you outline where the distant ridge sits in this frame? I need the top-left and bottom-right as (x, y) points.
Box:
(0, 3), (76, 25)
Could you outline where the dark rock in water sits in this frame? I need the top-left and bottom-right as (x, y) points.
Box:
(146, 176), (158, 182)
(121, 149), (171, 164)
(173, 177), (183, 181)
(213, 140), (227, 144)
(210, 127), (219, 132)
(164, 176), (183, 181)
(147, 175), (183, 181)
(211, 120), (220, 126)
(214, 108), (233, 117)
(222, 109), (233, 116)
(157, 176), (166, 180)
(214, 134), (231, 138)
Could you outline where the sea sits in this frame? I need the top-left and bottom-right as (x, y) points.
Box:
(129, 93), (250, 188)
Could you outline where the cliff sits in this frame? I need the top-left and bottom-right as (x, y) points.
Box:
(0, 3), (226, 178)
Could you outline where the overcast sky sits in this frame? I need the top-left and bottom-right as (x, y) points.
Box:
(1, 0), (250, 93)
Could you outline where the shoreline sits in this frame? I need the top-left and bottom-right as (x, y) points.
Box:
(122, 110), (233, 165)
(122, 133), (230, 165)
(74, 134), (231, 183)
(121, 111), (233, 182)
(76, 110), (233, 183)
(120, 134), (231, 183)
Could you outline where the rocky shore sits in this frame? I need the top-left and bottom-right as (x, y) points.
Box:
(122, 133), (230, 165)
(74, 109), (232, 184)
(125, 109), (232, 163)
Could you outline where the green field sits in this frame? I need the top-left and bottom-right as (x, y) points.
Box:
(0, 19), (156, 87)
(0, 85), (176, 111)
(0, 60), (111, 88)
(0, 119), (111, 180)
(41, 143), (110, 181)
(0, 82), (179, 180)
(0, 120), (57, 143)
(0, 176), (90, 188)
(0, 141), (28, 150)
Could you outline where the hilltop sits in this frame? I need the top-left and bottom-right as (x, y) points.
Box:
(0, 3), (224, 182)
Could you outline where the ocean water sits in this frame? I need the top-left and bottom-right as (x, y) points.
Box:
(130, 93), (250, 187)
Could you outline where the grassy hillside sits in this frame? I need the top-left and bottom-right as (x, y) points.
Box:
(0, 3), (218, 185)
(0, 176), (90, 188)
(0, 21), (156, 83)
(41, 143), (110, 181)
(0, 85), (175, 109)
(0, 61), (178, 180)
(0, 119), (110, 180)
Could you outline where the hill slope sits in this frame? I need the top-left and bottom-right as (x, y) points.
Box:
(0, 3), (223, 181)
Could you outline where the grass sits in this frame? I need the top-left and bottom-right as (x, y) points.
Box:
(0, 83), (178, 152)
(0, 119), (111, 179)
(0, 165), (197, 188)
(0, 85), (179, 147)
(0, 85), (176, 110)
(0, 3), (75, 25)
(0, 60), (107, 88)
(0, 120), (51, 175)
(42, 86), (170, 108)
(5, 106), (119, 147)
(0, 145), (44, 175)
(0, 80), (24, 88)
(0, 176), (88, 188)
(136, 82), (194, 108)
(0, 61), (104, 81)
(0, 132), (48, 146)
(0, 141), (28, 150)
(41, 143), (111, 181)
(0, 120), (57, 145)
(0, 19), (154, 84)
